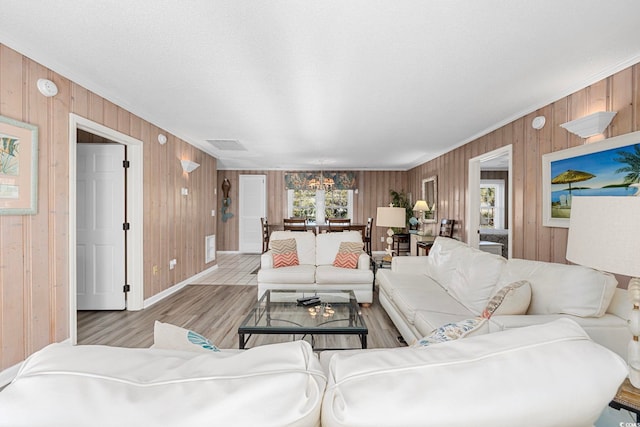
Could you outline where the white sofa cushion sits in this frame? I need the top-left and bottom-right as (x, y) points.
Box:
(269, 230), (316, 265)
(426, 237), (468, 290)
(0, 341), (326, 427)
(257, 264), (316, 284)
(316, 264), (373, 285)
(316, 231), (363, 266)
(321, 319), (627, 427)
(498, 258), (618, 317)
(446, 247), (506, 315)
(413, 310), (476, 338)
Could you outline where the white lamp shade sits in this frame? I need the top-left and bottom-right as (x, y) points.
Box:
(566, 196), (640, 277)
(376, 206), (406, 228)
(181, 160), (200, 173)
(413, 200), (429, 211)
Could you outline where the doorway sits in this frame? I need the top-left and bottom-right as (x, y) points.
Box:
(68, 114), (144, 344)
(467, 145), (513, 258)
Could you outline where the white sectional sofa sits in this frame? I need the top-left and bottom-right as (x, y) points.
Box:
(258, 230), (374, 303)
(376, 236), (631, 359)
(0, 320), (628, 427)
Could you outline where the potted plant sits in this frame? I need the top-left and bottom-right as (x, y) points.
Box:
(389, 189), (413, 232)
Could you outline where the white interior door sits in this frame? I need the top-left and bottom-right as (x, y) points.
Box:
(77, 143), (126, 310)
(239, 175), (266, 253)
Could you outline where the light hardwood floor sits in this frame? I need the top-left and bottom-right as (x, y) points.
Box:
(77, 254), (404, 350)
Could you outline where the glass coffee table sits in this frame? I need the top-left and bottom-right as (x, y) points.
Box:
(238, 290), (368, 350)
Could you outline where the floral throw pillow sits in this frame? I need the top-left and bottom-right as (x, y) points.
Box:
(271, 238), (299, 268)
(413, 318), (488, 347)
(482, 280), (532, 319)
(153, 321), (220, 353)
(333, 241), (364, 269)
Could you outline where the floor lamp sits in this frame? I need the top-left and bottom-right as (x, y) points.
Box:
(376, 205), (406, 262)
(566, 196), (640, 387)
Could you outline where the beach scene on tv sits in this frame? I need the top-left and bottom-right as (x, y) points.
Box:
(550, 142), (640, 219)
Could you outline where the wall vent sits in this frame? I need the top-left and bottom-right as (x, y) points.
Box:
(205, 235), (216, 263)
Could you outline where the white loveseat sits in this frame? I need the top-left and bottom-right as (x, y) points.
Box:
(258, 230), (374, 303)
(0, 320), (628, 427)
(376, 236), (631, 359)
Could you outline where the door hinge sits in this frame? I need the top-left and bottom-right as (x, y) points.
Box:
(123, 160), (130, 168)
(123, 222), (130, 231)
(123, 284), (131, 293)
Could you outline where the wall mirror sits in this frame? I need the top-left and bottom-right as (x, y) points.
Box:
(421, 176), (437, 223)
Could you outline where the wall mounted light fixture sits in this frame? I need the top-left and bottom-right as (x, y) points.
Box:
(560, 111), (617, 138)
(181, 159), (200, 173)
(37, 78), (58, 97)
(158, 134), (167, 145)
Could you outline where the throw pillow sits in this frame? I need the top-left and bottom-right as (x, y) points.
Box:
(482, 280), (532, 319)
(271, 238), (299, 268)
(153, 321), (220, 353)
(333, 241), (363, 269)
(413, 318), (488, 347)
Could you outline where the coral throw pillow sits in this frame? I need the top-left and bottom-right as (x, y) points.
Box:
(482, 280), (532, 319)
(271, 238), (299, 268)
(333, 241), (363, 269)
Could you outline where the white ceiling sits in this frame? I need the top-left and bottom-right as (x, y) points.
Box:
(1, 1), (640, 171)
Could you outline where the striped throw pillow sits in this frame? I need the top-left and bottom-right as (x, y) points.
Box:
(333, 241), (363, 269)
(272, 238), (299, 268)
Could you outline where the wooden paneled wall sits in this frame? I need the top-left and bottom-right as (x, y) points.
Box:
(216, 170), (407, 252)
(0, 44), (217, 371)
(408, 63), (640, 265)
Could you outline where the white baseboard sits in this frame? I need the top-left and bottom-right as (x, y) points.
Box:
(143, 264), (219, 309)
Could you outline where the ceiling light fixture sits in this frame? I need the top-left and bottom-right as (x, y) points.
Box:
(560, 111), (617, 138)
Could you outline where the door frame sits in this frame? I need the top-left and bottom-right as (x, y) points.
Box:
(68, 114), (144, 345)
(467, 144), (513, 258)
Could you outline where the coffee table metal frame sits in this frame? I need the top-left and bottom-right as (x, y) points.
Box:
(238, 289), (368, 350)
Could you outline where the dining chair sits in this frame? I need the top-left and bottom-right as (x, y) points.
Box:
(327, 218), (351, 232)
(260, 217), (270, 253)
(283, 217), (307, 232)
(363, 217), (373, 256)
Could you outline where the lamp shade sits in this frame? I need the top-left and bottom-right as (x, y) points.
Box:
(376, 206), (406, 228)
(413, 200), (429, 211)
(181, 160), (200, 173)
(566, 196), (640, 277)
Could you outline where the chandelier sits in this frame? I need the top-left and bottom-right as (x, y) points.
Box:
(308, 171), (334, 191)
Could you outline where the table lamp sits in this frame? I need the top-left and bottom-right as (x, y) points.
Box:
(566, 196), (640, 387)
(413, 200), (429, 235)
(376, 205), (406, 261)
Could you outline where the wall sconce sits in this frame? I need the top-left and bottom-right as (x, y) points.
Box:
(181, 160), (200, 173)
(157, 134), (167, 145)
(36, 78), (58, 97)
(560, 111), (617, 138)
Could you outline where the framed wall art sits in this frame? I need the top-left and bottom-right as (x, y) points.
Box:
(0, 115), (38, 215)
(542, 130), (640, 227)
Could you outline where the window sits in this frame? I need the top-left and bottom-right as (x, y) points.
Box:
(288, 189), (353, 224)
(480, 180), (505, 229)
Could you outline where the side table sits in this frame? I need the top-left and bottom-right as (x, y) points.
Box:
(610, 378), (640, 422)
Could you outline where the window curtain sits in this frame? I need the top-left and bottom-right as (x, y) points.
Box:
(284, 172), (357, 190)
